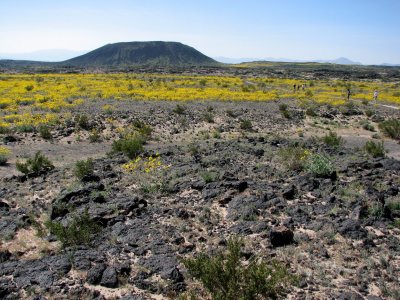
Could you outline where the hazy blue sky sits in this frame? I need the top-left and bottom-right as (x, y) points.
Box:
(1, 0), (399, 64)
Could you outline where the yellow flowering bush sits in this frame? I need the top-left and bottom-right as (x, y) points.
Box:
(0, 73), (399, 130)
(0, 146), (11, 165)
(122, 154), (169, 174)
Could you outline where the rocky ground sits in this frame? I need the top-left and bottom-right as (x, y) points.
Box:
(1, 99), (400, 299)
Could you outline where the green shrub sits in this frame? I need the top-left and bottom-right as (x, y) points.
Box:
(16, 151), (54, 176)
(305, 90), (313, 98)
(279, 103), (288, 111)
(305, 107), (317, 117)
(379, 119), (400, 140)
(16, 124), (35, 133)
(386, 198), (400, 212)
(88, 128), (102, 143)
(74, 158), (94, 180)
(45, 209), (101, 248)
(226, 109), (237, 118)
(75, 114), (91, 130)
(278, 145), (309, 171)
(305, 153), (335, 177)
(212, 130), (221, 139)
(112, 134), (145, 159)
(202, 112), (214, 123)
(0, 126), (10, 134)
(183, 237), (296, 300)
(362, 122), (375, 132)
(240, 119), (252, 130)
(281, 109), (292, 119)
(131, 120), (152, 137)
(365, 109), (375, 117)
(199, 79), (207, 87)
(364, 140), (385, 158)
(173, 104), (186, 114)
(38, 125), (52, 140)
(25, 85), (34, 91)
(200, 171), (218, 183)
(322, 131), (344, 148)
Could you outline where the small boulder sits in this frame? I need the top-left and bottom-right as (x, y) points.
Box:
(100, 267), (118, 288)
(269, 226), (294, 247)
(86, 263), (106, 285)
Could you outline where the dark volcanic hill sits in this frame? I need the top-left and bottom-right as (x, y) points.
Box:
(63, 41), (219, 67)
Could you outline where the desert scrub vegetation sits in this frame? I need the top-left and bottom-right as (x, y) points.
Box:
(75, 114), (91, 130)
(379, 119), (400, 140)
(364, 140), (386, 158)
(122, 155), (170, 195)
(38, 124), (52, 140)
(278, 104), (291, 119)
(16, 151), (54, 176)
(112, 133), (145, 159)
(45, 209), (101, 248)
(240, 119), (252, 131)
(74, 158), (95, 180)
(1, 74), (400, 134)
(182, 237), (297, 300)
(361, 121), (375, 132)
(322, 131), (344, 148)
(305, 153), (335, 177)
(173, 104), (186, 114)
(278, 145), (310, 171)
(200, 170), (219, 183)
(0, 146), (11, 165)
(88, 128), (102, 143)
(202, 111), (214, 123)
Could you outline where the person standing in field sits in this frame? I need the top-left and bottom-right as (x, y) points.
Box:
(347, 88), (351, 101)
(373, 90), (379, 102)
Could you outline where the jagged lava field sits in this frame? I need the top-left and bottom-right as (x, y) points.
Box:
(0, 42), (400, 300)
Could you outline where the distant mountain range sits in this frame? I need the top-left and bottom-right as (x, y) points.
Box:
(0, 49), (87, 62)
(214, 56), (400, 66)
(214, 56), (363, 65)
(1, 42), (399, 67)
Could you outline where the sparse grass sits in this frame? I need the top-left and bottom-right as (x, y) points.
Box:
(182, 237), (297, 300)
(74, 158), (94, 180)
(364, 140), (385, 158)
(379, 119), (400, 140)
(16, 151), (54, 176)
(45, 209), (101, 248)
